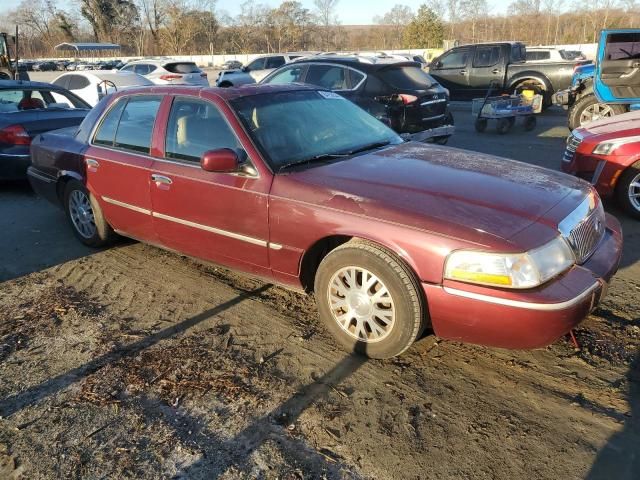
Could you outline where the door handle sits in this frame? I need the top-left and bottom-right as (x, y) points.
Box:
(151, 174), (172, 185)
(86, 158), (99, 173)
(491, 69), (501, 74)
(460, 70), (468, 75)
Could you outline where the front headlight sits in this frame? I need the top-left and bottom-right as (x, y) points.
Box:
(444, 236), (575, 289)
(593, 135), (640, 155)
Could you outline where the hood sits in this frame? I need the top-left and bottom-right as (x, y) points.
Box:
(273, 142), (591, 249)
(577, 109), (640, 138)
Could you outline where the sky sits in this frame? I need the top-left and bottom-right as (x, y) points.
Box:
(0, 0), (507, 25)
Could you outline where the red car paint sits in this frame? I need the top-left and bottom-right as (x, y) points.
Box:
(562, 110), (640, 197)
(28, 84), (623, 350)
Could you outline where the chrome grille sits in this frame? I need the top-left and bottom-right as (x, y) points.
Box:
(563, 132), (582, 163)
(559, 194), (606, 264)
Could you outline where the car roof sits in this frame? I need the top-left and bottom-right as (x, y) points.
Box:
(110, 83), (319, 102)
(0, 80), (64, 90)
(56, 71), (154, 86)
(289, 55), (422, 72)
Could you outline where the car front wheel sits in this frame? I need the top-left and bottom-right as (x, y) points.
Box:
(617, 161), (640, 219)
(314, 240), (426, 358)
(64, 180), (115, 247)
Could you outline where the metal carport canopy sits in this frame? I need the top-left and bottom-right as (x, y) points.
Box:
(54, 42), (120, 52)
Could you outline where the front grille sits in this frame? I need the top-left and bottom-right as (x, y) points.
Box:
(563, 133), (582, 163)
(559, 195), (606, 264)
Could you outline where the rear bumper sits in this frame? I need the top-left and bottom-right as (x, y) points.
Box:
(27, 166), (60, 205)
(405, 125), (455, 142)
(0, 153), (30, 180)
(424, 214), (623, 349)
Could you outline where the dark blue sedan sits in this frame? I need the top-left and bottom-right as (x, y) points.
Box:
(0, 80), (90, 180)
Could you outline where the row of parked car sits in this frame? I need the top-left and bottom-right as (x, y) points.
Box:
(0, 38), (629, 358)
(18, 59), (126, 72)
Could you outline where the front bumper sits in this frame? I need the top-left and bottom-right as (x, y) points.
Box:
(562, 152), (629, 198)
(0, 153), (31, 180)
(403, 125), (455, 143)
(423, 214), (623, 349)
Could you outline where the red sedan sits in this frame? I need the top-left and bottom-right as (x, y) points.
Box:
(562, 110), (640, 219)
(28, 84), (623, 358)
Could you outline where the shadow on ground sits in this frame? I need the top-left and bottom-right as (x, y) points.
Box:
(586, 351), (640, 480)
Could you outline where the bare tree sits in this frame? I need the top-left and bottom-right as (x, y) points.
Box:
(314, 0), (339, 50)
(459, 0), (488, 42)
(373, 4), (414, 48)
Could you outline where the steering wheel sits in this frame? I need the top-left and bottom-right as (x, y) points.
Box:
(98, 79), (117, 95)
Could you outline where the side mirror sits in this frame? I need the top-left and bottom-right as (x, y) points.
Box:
(242, 66), (249, 73)
(201, 148), (239, 173)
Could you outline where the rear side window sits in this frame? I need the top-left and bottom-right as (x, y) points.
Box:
(348, 69), (365, 88)
(165, 97), (240, 163)
(305, 64), (349, 90)
(133, 64), (150, 75)
(246, 58), (266, 71)
(605, 32), (640, 60)
(265, 56), (286, 69)
(379, 66), (434, 89)
(511, 45), (526, 63)
(164, 62), (201, 74)
(93, 99), (127, 146)
(474, 46), (501, 67)
(98, 96), (162, 153)
(68, 75), (91, 90)
(52, 76), (70, 89)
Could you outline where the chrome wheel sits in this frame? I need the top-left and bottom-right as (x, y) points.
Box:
(327, 266), (395, 343)
(68, 190), (96, 239)
(580, 102), (614, 125)
(629, 172), (640, 212)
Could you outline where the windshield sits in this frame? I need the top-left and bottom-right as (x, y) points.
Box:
(379, 66), (434, 89)
(0, 88), (89, 112)
(231, 90), (402, 171)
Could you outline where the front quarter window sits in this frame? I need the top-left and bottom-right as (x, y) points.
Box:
(231, 90), (402, 171)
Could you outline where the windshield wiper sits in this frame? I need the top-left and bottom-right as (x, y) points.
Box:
(277, 141), (392, 173)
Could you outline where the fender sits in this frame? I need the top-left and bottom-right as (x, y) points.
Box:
(508, 72), (553, 93)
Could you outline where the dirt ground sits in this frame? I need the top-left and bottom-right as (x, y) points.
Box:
(0, 104), (639, 479)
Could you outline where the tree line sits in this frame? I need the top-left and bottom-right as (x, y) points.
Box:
(1, 0), (639, 59)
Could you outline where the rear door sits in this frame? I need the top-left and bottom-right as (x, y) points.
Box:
(594, 30), (640, 103)
(148, 95), (271, 276)
(467, 45), (504, 96)
(84, 94), (162, 242)
(428, 47), (472, 97)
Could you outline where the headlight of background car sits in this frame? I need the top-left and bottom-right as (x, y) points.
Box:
(592, 136), (640, 155)
(444, 236), (575, 289)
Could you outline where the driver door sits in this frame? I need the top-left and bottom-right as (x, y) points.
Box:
(595, 30), (640, 102)
(149, 94), (272, 276)
(428, 47), (471, 98)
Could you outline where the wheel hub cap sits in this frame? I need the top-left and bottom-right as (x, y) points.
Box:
(630, 173), (640, 211)
(327, 266), (395, 343)
(69, 190), (96, 239)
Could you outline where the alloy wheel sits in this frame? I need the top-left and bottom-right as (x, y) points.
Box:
(68, 190), (96, 239)
(327, 266), (395, 343)
(580, 103), (614, 125)
(629, 172), (640, 212)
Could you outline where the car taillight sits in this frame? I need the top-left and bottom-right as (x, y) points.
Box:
(160, 74), (182, 80)
(398, 94), (418, 105)
(0, 124), (31, 145)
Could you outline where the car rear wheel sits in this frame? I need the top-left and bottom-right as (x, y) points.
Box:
(314, 240), (426, 359)
(64, 180), (115, 247)
(616, 161), (640, 219)
(567, 94), (626, 130)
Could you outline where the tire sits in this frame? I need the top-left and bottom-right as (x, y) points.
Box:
(523, 115), (536, 131)
(496, 117), (513, 134)
(567, 94), (626, 130)
(63, 180), (115, 247)
(474, 118), (488, 133)
(616, 161), (640, 219)
(314, 240), (426, 359)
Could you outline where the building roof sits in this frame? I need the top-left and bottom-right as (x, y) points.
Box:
(54, 43), (120, 52)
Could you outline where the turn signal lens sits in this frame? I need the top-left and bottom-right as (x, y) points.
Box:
(399, 94), (418, 105)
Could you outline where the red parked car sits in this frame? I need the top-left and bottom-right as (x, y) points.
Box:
(563, 110), (640, 219)
(27, 84), (623, 358)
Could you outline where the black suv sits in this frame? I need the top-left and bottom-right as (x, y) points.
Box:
(260, 55), (454, 144)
